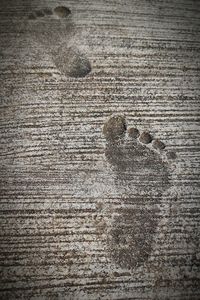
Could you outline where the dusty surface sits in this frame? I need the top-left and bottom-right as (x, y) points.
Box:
(0, 0), (200, 299)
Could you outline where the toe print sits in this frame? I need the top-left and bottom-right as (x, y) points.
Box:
(35, 10), (45, 18)
(128, 127), (139, 139)
(103, 115), (176, 270)
(28, 13), (37, 20)
(28, 6), (70, 20)
(28, 8), (53, 20)
(152, 139), (166, 150)
(139, 131), (152, 144)
(42, 8), (53, 16)
(26, 6), (91, 78)
(103, 115), (127, 141)
(54, 6), (71, 18)
(166, 151), (177, 160)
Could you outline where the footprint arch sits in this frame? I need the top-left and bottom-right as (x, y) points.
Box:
(53, 46), (92, 78)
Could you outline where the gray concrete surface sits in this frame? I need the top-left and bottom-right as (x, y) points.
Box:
(0, 0), (200, 299)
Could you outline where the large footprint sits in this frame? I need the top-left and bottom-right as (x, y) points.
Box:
(103, 115), (176, 270)
(26, 6), (91, 78)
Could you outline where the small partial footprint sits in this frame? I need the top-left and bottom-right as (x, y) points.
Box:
(53, 46), (92, 78)
(103, 115), (176, 269)
(27, 6), (91, 78)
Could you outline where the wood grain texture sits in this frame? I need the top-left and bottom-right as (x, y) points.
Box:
(0, 0), (200, 299)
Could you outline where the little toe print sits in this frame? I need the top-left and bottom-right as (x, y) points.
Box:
(103, 115), (176, 269)
(27, 6), (91, 78)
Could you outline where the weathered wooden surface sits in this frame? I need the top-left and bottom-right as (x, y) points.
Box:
(0, 0), (200, 299)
